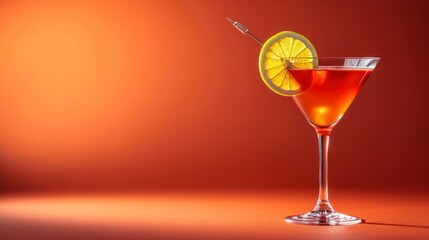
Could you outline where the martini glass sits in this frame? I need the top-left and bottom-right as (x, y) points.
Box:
(225, 18), (380, 226)
(285, 57), (380, 225)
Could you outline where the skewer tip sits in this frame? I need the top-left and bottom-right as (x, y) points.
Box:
(226, 17), (234, 24)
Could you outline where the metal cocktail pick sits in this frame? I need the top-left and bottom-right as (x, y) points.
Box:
(226, 18), (298, 69)
(226, 18), (263, 46)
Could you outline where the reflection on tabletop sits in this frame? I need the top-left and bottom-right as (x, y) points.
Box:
(1, 191), (428, 240)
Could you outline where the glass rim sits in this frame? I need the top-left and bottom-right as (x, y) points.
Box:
(287, 57), (380, 60)
(286, 56), (380, 69)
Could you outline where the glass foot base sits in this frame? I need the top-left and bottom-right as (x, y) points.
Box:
(285, 210), (363, 226)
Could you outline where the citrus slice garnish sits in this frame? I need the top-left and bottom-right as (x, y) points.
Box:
(258, 31), (318, 96)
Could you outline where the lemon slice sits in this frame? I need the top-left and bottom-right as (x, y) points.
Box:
(259, 31), (318, 96)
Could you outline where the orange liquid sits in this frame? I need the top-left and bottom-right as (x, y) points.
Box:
(290, 67), (373, 128)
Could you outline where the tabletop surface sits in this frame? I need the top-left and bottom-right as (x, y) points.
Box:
(1, 190), (428, 240)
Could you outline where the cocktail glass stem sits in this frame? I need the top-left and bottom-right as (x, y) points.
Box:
(313, 130), (334, 213)
(284, 125), (363, 225)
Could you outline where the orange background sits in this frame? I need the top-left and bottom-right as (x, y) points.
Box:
(0, 0), (428, 194)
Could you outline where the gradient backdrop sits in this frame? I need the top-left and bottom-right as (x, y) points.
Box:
(0, 0), (428, 194)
